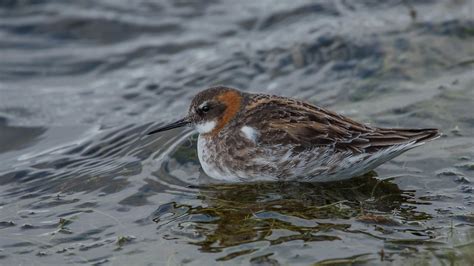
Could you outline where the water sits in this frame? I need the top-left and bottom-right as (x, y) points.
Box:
(1, 0), (473, 265)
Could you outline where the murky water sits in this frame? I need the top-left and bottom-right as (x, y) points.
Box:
(1, 0), (473, 265)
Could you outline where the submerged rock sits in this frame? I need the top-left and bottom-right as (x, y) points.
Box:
(455, 162), (474, 171)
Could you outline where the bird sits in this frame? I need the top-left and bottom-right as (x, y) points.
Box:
(147, 86), (440, 182)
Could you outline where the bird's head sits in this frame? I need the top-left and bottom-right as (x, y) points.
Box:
(147, 86), (243, 136)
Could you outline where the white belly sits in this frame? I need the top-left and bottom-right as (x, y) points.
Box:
(196, 133), (418, 182)
(197, 135), (237, 181)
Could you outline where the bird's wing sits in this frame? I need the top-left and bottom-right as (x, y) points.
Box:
(241, 94), (439, 153)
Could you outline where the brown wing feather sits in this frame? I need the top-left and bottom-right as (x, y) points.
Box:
(240, 94), (440, 154)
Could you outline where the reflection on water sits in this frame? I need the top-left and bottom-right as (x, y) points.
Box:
(152, 173), (439, 261)
(0, 0), (473, 265)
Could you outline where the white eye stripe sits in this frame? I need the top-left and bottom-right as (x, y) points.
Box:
(198, 102), (209, 109)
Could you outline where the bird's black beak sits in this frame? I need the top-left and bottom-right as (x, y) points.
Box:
(147, 117), (190, 135)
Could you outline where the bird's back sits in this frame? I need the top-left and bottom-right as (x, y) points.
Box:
(238, 92), (440, 153)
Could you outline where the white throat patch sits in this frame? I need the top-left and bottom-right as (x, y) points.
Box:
(196, 120), (216, 134)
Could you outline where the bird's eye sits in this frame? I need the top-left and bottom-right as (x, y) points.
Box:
(201, 105), (210, 113)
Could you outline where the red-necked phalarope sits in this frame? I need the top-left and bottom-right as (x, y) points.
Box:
(148, 86), (440, 182)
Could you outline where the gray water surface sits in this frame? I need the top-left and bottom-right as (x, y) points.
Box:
(0, 0), (473, 265)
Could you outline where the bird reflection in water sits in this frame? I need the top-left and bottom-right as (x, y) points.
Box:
(151, 172), (430, 257)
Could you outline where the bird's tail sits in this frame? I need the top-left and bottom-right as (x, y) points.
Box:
(362, 127), (441, 153)
(382, 128), (441, 144)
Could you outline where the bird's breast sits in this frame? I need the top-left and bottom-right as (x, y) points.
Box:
(197, 134), (232, 181)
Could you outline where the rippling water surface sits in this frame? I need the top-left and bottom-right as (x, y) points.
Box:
(1, 0), (473, 265)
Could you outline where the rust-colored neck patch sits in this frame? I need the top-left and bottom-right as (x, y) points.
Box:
(212, 90), (242, 136)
